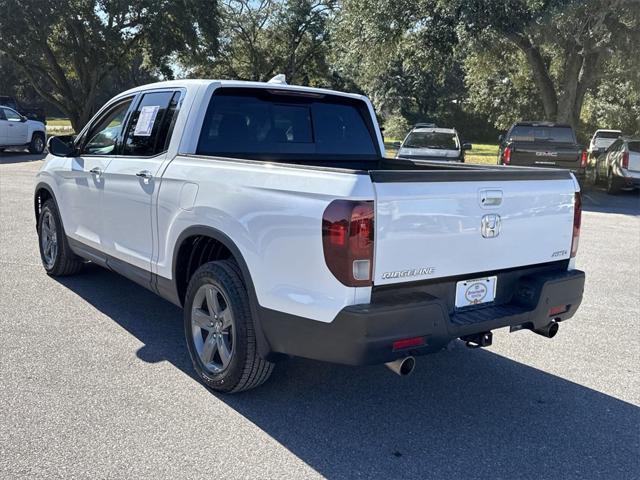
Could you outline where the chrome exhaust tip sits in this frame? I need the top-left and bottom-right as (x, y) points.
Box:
(385, 356), (416, 376)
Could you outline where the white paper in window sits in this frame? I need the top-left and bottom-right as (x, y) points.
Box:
(134, 105), (160, 136)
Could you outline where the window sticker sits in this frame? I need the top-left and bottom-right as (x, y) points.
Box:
(134, 105), (160, 136)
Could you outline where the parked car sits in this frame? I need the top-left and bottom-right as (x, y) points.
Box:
(0, 95), (46, 123)
(396, 124), (471, 162)
(498, 121), (587, 180)
(0, 106), (46, 154)
(590, 137), (640, 193)
(588, 129), (621, 157)
(36, 79), (585, 393)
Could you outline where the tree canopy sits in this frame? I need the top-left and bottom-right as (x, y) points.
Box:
(0, 0), (219, 130)
(1, 0), (638, 139)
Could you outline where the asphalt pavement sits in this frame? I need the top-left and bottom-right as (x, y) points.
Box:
(1, 151), (639, 479)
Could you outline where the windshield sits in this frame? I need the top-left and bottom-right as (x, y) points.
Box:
(197, 88), (378, 161)
(509, 126), (575, 143)
(628, 141), (640, 153)
(403, 132), (458, 150)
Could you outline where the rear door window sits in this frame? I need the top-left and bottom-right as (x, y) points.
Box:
(509, 126), (575, 143)
(122, 91), (182, 156)
(197, 88), (378, 161)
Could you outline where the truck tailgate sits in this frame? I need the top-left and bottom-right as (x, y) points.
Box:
(511, 142), (581, 169)
(370, 169), (577, 286)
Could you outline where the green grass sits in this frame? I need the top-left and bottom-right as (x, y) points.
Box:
(46, 118), (72, 127)
(385, 141), (498, 165)
(46, 118), (74, 135)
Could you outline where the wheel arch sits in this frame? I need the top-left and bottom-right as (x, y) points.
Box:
(171, 225), (274, 360)
(34, 182), (58, 228)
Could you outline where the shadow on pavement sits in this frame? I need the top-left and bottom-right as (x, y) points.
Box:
(0, 151), (47, 164)
(56, 265), (639, 479)
(581, 184), (640, 216)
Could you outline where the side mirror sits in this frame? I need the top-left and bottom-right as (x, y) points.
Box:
(48, 135), (76, 157)
(392, 141), (401, 149)
(20, 115), (28, 123)
(498, 134), (504, 143)
(462, 142), (472, 150)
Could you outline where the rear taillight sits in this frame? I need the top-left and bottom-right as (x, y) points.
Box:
(570, 192), (582, 258)
(322, 200), (374, 286)
(622, 151), (629, 169)
(580, 150), (588, 168)
(503, 146), (511, 165)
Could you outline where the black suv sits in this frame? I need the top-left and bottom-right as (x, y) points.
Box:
(498, 121), (586, 178)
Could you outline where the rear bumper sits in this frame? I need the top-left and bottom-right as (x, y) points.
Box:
(618, 170), (640, 187)
(260, 268), (585, 366)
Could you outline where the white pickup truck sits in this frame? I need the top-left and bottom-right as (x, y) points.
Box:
(35, 79), (585, 392)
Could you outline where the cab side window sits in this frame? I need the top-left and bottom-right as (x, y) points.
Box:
(121, 91), (182, 157)
(82, 99), (133, 156)
(4, 108), (22, 122)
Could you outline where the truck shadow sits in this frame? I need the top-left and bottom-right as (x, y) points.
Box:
(0, 151), (47, 164)
(55, 265), (639, 479)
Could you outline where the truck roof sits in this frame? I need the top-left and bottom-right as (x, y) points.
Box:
(119, 79), (367, 102)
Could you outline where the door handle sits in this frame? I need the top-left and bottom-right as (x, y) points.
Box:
(89, 167), (103, 176)
(136, 170), (153, 179)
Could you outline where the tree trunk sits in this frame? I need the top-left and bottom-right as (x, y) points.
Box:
(509, 34), (558, 121)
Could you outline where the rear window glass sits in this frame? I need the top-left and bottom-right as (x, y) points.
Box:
(628, 141), (640, 153)
(403, 131), (458, 150)
(595, 131), (621, 139)
(509, 126), (575, 143)
(197, 89), (378, 160)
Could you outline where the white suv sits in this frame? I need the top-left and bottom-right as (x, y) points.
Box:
(0, 107), (46, 154)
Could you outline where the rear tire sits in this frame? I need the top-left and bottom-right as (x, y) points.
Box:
(37, 199), (84, 276)
(29, 132), (45, 154)
(184, 260), (274, 393)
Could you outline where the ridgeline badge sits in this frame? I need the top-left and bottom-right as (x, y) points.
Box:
(381, 267), (435, 280)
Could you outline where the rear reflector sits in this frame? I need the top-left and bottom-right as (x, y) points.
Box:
(549, 305), (569, 317)
(393, 337), (425, 351)
(322, 200), (374, 286)
(571, 192), (582, 258)
(503, 146), (511, 165)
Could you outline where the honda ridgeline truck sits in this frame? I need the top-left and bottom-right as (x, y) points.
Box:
(35, 80), (585, 392)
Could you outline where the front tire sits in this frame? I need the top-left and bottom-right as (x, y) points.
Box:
(184, 260), (274, 393)
(37, 199), (84, 276)
(29, 132), (46, 154)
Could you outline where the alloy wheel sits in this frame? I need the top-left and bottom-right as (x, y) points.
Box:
(190, 284), (236, 373)
(40, 210), (58, 268)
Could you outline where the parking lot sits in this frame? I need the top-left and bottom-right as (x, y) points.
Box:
(1, 152), (639, 479)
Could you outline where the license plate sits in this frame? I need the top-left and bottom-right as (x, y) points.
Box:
(455, 276), (497, 309)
